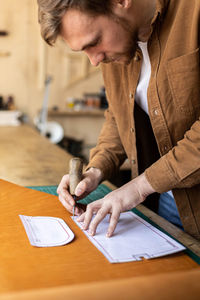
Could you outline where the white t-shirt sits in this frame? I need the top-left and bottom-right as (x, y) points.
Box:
(135, 42), (151, 114)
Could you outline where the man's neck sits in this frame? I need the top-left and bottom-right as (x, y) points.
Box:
(130, 0), (157, 41)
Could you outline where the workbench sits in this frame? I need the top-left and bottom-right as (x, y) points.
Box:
(0, 124), (73, 186)
(0, 125), (200, 299)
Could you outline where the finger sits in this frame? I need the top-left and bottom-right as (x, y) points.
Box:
(75, 178), (91, 197)
(106, 209), (121, 238)
(57, 174), (69, 194)
(81, 204), (95, 230)
(74, 206), (84, 216)
(77, 211), (86, 222)
(75, 172), (97, 197)
(89, 207), (109, 236)
(57, 174), (76, 207)
(58, 189), (75, 210)
(59, 195), (83, 215)
(58, 191), (75, 207)
(58, 195), (73, 212)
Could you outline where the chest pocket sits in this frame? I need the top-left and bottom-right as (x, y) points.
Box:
(166, 48), (200, 116)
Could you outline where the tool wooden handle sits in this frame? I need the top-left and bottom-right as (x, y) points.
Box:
(69, 157), (83, 195)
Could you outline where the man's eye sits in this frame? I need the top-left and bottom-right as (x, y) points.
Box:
(91, 38), (101, 48)
(89, 44), (96, 49)
(89, 42), (98, 49)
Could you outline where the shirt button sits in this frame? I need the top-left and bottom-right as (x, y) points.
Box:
(130, 127), (134, 133)
(163, 145), (168, 152)
(153, 109), (159, 116)
(129, 92), (134, 99)
(131, 159), (136, 165)
(134, 54), (140, 62)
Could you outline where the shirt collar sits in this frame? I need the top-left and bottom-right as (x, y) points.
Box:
(151, 0), (170, 25)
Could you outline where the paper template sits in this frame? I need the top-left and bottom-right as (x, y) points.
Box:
(73, 211), (185, 263)
(19, 215), (74, 247)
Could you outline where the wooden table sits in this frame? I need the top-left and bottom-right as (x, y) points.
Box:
(0, 125), (200, 299)
(0, 125), (73, 186)
(0, 179), (200, 300)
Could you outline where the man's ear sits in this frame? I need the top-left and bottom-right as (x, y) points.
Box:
(113, 0), (132, 9)
(111, 0), (132, 16)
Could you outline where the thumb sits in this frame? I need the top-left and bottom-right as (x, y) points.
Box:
(75, 180), (87, 197)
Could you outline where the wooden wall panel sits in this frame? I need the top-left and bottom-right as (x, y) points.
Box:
(0, 1), (103, 123)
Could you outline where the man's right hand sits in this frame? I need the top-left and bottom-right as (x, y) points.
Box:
(57, 167), (103, 216)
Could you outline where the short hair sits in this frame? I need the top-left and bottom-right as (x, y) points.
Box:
(37, 0), (113, 46)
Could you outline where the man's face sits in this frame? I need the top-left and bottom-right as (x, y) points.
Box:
(61, 9), (138, 66)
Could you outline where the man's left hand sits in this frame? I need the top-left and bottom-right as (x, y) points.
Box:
(77, 173), (155, 237)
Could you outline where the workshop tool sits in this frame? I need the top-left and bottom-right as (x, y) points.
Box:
(69, 157), (83, 219)
(34, 75), (64, 144)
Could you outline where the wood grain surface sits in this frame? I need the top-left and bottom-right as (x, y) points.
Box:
(0, 125), (73, 186)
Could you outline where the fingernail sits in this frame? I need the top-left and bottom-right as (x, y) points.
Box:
(106, 232), (111, 238)
(89, 230), (94, 236)
(76, 188), (82, 196)
(75, 208), (80, 215)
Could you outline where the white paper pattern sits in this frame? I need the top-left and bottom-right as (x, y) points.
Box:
(19, 215), (74, 247)
(73, 211), (185, 263)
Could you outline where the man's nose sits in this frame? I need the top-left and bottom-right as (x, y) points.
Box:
(86, 52), (104, 67)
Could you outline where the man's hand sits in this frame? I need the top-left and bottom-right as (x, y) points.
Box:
(57, 167), (103, 215)
(77, 173), (155, 237)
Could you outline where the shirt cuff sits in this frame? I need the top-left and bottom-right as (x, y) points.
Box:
(145, 156), (178, 193)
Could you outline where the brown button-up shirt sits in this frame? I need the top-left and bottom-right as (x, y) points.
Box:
(87, 0), (200, 240)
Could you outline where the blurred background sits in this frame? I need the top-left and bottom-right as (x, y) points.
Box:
(0, 0), (130, 186)
(0, 0), (108, 161)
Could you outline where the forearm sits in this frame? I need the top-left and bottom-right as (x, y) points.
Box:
(87, 108), (127, 180)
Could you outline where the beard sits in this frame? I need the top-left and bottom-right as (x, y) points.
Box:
(102, 14), (138, 65)
(102, 38), (137, 65)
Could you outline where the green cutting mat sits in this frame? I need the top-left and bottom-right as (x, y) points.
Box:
(27, 184), (111, 201)
(27, 184), (200, 264)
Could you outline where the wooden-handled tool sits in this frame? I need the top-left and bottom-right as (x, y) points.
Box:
(69, 157), (83, 219)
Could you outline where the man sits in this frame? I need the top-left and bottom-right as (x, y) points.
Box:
(37, 0), (200, 240)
